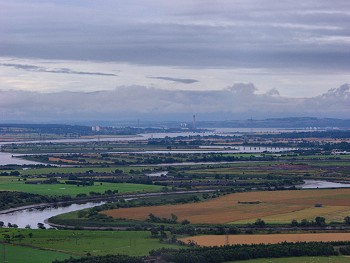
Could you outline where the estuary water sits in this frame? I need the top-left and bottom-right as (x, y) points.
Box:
(298, 180), (350, 189)
(108, 146), (295, 154)
(0, 202), (105, 229)
(0, 152), (46, 166)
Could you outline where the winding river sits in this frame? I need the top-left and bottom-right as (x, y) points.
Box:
(0, 202), (105, 229)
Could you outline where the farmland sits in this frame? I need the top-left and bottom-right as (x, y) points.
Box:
(0, 229), (180, 257)
(0, 176), (162, 197)
(180, 233), (350, 246)
(103, 188), (350, 224)
(0, 243), (72, 263)
(1, 127), (350, 262)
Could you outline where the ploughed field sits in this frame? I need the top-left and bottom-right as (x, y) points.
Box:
(103, 188), (350, 224)
(179, 233), (350, 246)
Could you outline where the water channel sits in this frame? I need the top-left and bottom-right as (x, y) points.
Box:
(0, 152), (46, 166)
(0, 202), (105, 229)
(297, 180), (350, 189)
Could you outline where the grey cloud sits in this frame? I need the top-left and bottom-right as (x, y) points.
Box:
(0, 63), (117, 76)
(1, 83), (349, 121)
(147, 76), (199, 84)
(265, 89), (280, 96)
(1, 1), (350, 70)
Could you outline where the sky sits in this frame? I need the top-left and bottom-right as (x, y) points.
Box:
(0, 0), (349, 122)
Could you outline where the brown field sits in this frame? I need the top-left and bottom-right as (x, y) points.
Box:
(180, 233), (350, 246)
(103, 189), (350, 224)
(48, 157), (80, 164)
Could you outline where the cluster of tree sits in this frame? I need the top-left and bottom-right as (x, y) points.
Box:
(150, 242), (336, 263)
(261, 130), (350, 140)
(169, 225), (240, 236)
(53, 254), (143, 263)
(147, 213), (179, 224)
(25, 178), (59, 184)
(2, 232), (26, 243)
(93, 177), (153, 185)
(323, 142), (350, 151)
(115, 152), (276, 165)
(290, 217), (326, 227)
(0, 191), (77, 211)
(0, 191), (51, 210)
(339, 246), (350, 255)
(65, 180), (94, 186)
(344, 216), (350, 225)
(0, 171), (20, 176)
(1, 222), (18, 228)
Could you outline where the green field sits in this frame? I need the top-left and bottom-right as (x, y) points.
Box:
(232, 256), (350, 263)
(0, 229), (180, 257)
(0, 176), (162, 196)
(0, 243), (72, 263)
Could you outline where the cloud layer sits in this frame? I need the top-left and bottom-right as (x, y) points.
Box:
(0, 1), (349, 120)
(0, 63), (117, 76)
(1, 1), (350, 70)
(147, 76), (199, 84)
(1, 83), (349, 121)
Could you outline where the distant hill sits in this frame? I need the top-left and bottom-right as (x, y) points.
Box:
(197, 117), (350, 129)
(1, 117), (350, 132)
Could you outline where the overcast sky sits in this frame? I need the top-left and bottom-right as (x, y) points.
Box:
(0, 0), (349, 121)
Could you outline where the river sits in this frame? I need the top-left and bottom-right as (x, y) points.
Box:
(107, 146), (295, 154)
(0, 152), (46, 166)
(0, 202), (105, 229)
(298, 180), (350, 189)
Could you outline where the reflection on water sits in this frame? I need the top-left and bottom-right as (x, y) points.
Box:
(0, 202), (104, 229)
(146, 171), (169, 177)
(119, 146), (295, 154)
(0, 152), (45, 165)
(298, 180), (350, 189)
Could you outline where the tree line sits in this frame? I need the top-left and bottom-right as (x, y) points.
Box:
(150, 242), (337, 263)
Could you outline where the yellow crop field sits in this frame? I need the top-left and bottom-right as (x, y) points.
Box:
(180, 233), (350, 246)
(103, 188), (350, 224)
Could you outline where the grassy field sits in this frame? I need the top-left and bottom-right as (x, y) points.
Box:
(0, 243), (72, 263)
(231, 256), (350, 263)
(0, 176), (162, 196)
(103, 189), (350, 224)
(180, 233), (350, 246)
(0, 229), (180, 257)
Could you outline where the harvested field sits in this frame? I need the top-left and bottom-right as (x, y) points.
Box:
(103, 189), (350, 224)
(180, 233), (350, 246)
(48, 157), (80, 164)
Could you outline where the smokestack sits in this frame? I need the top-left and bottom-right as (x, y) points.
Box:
(193, 114), (196, 130)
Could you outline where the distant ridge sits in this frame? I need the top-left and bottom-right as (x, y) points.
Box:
(197, 117), (350, 129)
(1, 117), (350, 129)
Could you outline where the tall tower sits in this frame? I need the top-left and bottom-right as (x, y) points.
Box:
(192, 114), (196, 130)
